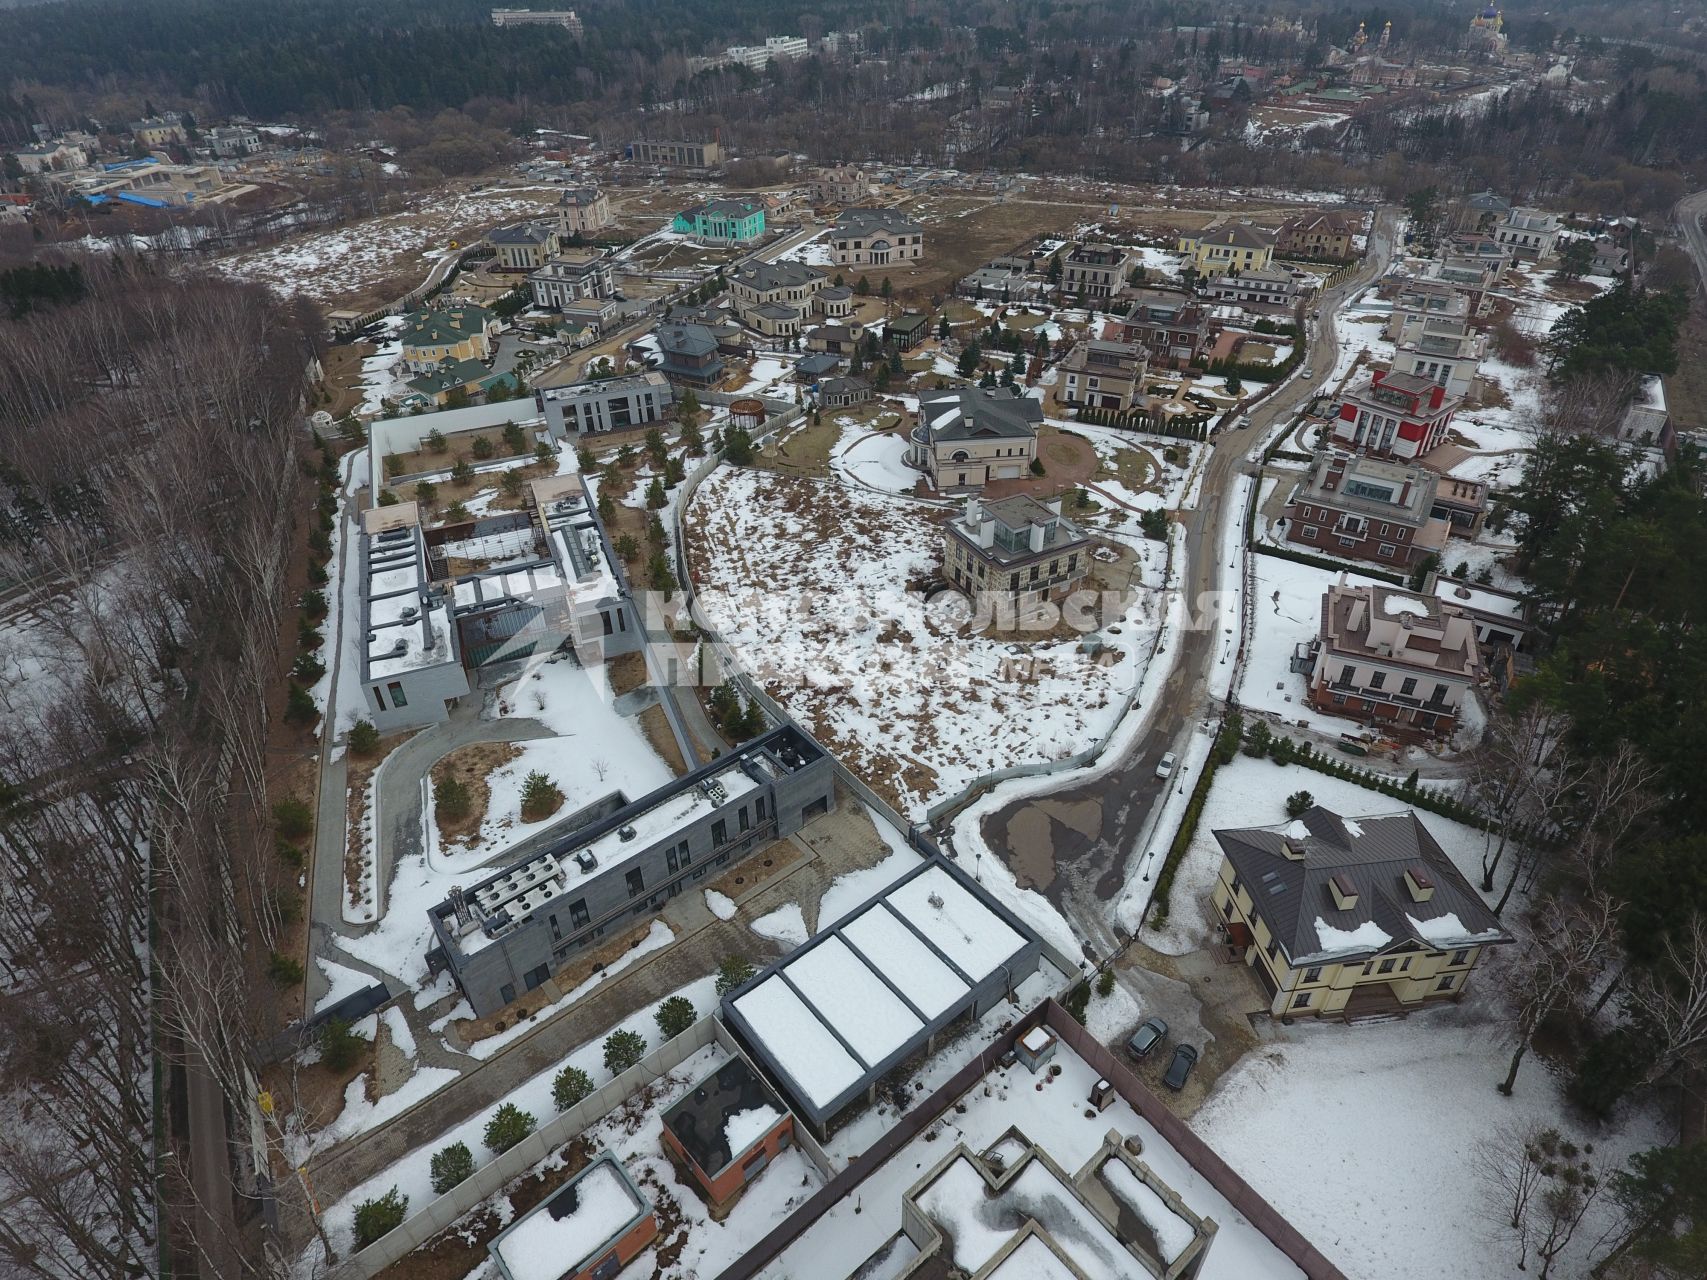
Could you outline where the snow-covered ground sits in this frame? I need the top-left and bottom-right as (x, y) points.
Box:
(1194, 1006), (1669, 1280)
(773, 230), (833, 267)
(1235, 554), (1392, 737)
(688, 467), (1165, 819)
(215, 187), (564, 303)
(829, 426), (919, 495)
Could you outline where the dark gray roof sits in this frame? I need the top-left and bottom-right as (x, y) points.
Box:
(833, 206), (923, 237)
(820, 376), (870, 398)
(732, 259), (825, 292)
(795, 353), (842, 376)
(558, 186), (603, 206)
(919, 387), (1044, 442)
(488, 220), (555, 246)
(1213, 806), (1511, 965)
(656, 324), (718, 358)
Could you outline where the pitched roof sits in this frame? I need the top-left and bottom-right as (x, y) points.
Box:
(1200, 223), (1275, 251)
(401, 305), (493, 347)
(558, 186), (603, 206)
(655, 323), (719, 358)
(407, 358), (489, 395)
(919, 387), (1043, 441)
(833, 206), (923, 237)
(1213, 807), (1511, 965)
(732, 259), (825, 292)
(680, 197), (763, 222)
(487, 220), (556, 246)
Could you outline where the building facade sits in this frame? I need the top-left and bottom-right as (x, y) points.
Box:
(1061, 243), (1136, 298)
(673, 198), (766, 244)
(1058, 338), (1149, 410)
(1179, 223), (1275, 276)
(488, 220), (561, 271)
(1282, 451), (1448, 571)
(428, 727), (836, 1017)
(528, 248), (616, 309)
(809, 164), (867, 206)
(628, 139), (726, 168)
(728, 259), (827, 335)
(490, 7), (582, 33)
(1495, 207), (1561, 260)
(1302, 580), (1482, 736)
(907, 387), (1043, 492)
(536, 370), (673, 437)
(207, 125), (262, 157)
(1202, 265), (1300, 308)
(1332, 368), (1461, 460)
(829, 207), (925, 267)
(943, 495), (1091, 614)
(1275, 210), (1357, 261)
(1210, 805), (1510, 1019)
(1392, 315), (1484, 401)
(1112, 290), (1217, 367)
(556, 185), (611, 234)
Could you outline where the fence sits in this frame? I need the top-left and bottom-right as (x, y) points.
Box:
(327, 1013), (826, 1278)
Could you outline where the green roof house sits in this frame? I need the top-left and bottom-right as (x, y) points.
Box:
(671, 198), (766, 244)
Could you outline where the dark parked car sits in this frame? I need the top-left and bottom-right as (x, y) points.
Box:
(1162, 1044), (1199, 1091)
(1126, 1017), (1168, 1060)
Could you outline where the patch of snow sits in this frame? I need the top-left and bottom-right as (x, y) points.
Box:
(704, 889), (738, 920)
(750, 902), (809, 947)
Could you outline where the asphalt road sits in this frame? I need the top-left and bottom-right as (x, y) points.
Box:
(977, 210), (1399, 958)
(1674, 188), (1707, 295)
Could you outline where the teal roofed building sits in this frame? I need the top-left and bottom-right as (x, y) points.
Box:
(671, 198), (766, 244)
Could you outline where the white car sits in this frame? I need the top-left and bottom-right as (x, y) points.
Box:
(1156, 752), (1177, 780)
(1300, 369), (1313, 380)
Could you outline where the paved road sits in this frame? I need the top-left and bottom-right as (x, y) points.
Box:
(1674, 188), (1707, 296)
(184, 1051), (243, 1279)
(975, 209), (1399, 957)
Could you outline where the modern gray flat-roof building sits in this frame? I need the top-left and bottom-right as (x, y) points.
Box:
(535, 370), (673, 437)
(359, 505), (472, 733)
(722, 855), (1042, 1138)
(428, 726), (836, 1016)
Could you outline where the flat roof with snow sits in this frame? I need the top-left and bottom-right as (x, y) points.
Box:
(489, 1155), (651, 1280)
(724, 855), (1041, 1131)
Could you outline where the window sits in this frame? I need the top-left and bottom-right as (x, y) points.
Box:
(1379, 523), (1390, 536)
(1378, 542), (1397, 558)
(1230, 875), (1241, 897)
(1301, 525), (1317, 540)
(1377, 958), (1396, 974)
(738, 806), (750, 833)
(387, 680), (408, 708)
(1400, 956), (1412, 972)
(1400, 677), (1418, 696)
(1332, 692), (1347, 705)
(712, 819), (728, 846)
(570, 898), (589, 929)
(1303, 966), (1323, 983)
(1370, 672), (1387, 690)
(1267, 939), (1279, 961)
(666, 846), (680, 874)
(1450, 948), (1468, 966)
(1292, 992), (1312, 1009)
(626, 868), (645, 899)
(1436, 974), (1456, 992)
(499, 983), (516, 1005)
(524, 964), (549, 991)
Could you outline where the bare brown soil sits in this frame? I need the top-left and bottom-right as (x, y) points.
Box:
(703, 839), (803, 903)
(640, 703), (689, 775)
(432, 741), (523, 846)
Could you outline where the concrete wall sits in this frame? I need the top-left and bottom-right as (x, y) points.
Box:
(363, 657), (470, 734)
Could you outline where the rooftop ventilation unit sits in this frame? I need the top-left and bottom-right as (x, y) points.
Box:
(575, 849), (598, 872)
(618, 825), (637, 842)
(401, 605), (420, 621)
(389, 638), (409, 657)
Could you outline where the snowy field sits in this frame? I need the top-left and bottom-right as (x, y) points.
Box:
(214, 187), (563, 303)
(687, 467), (1164, 818)
(1194, 1007), (1669, 1280)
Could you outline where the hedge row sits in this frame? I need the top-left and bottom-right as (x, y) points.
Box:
(1075, 404), (1214, 439)
(1207, 347), (1303, 383)
(1147, 720), (1241, 927)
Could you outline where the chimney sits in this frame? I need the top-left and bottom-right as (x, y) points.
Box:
(1346, 592), (1367, 631)
(964, 496), (982, 526)
(1029, 522), (1046, 553)
(1281, 838), (1308, 861)
(1404, 867), (1435, 903)
(1329, 873), (1359, 911)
